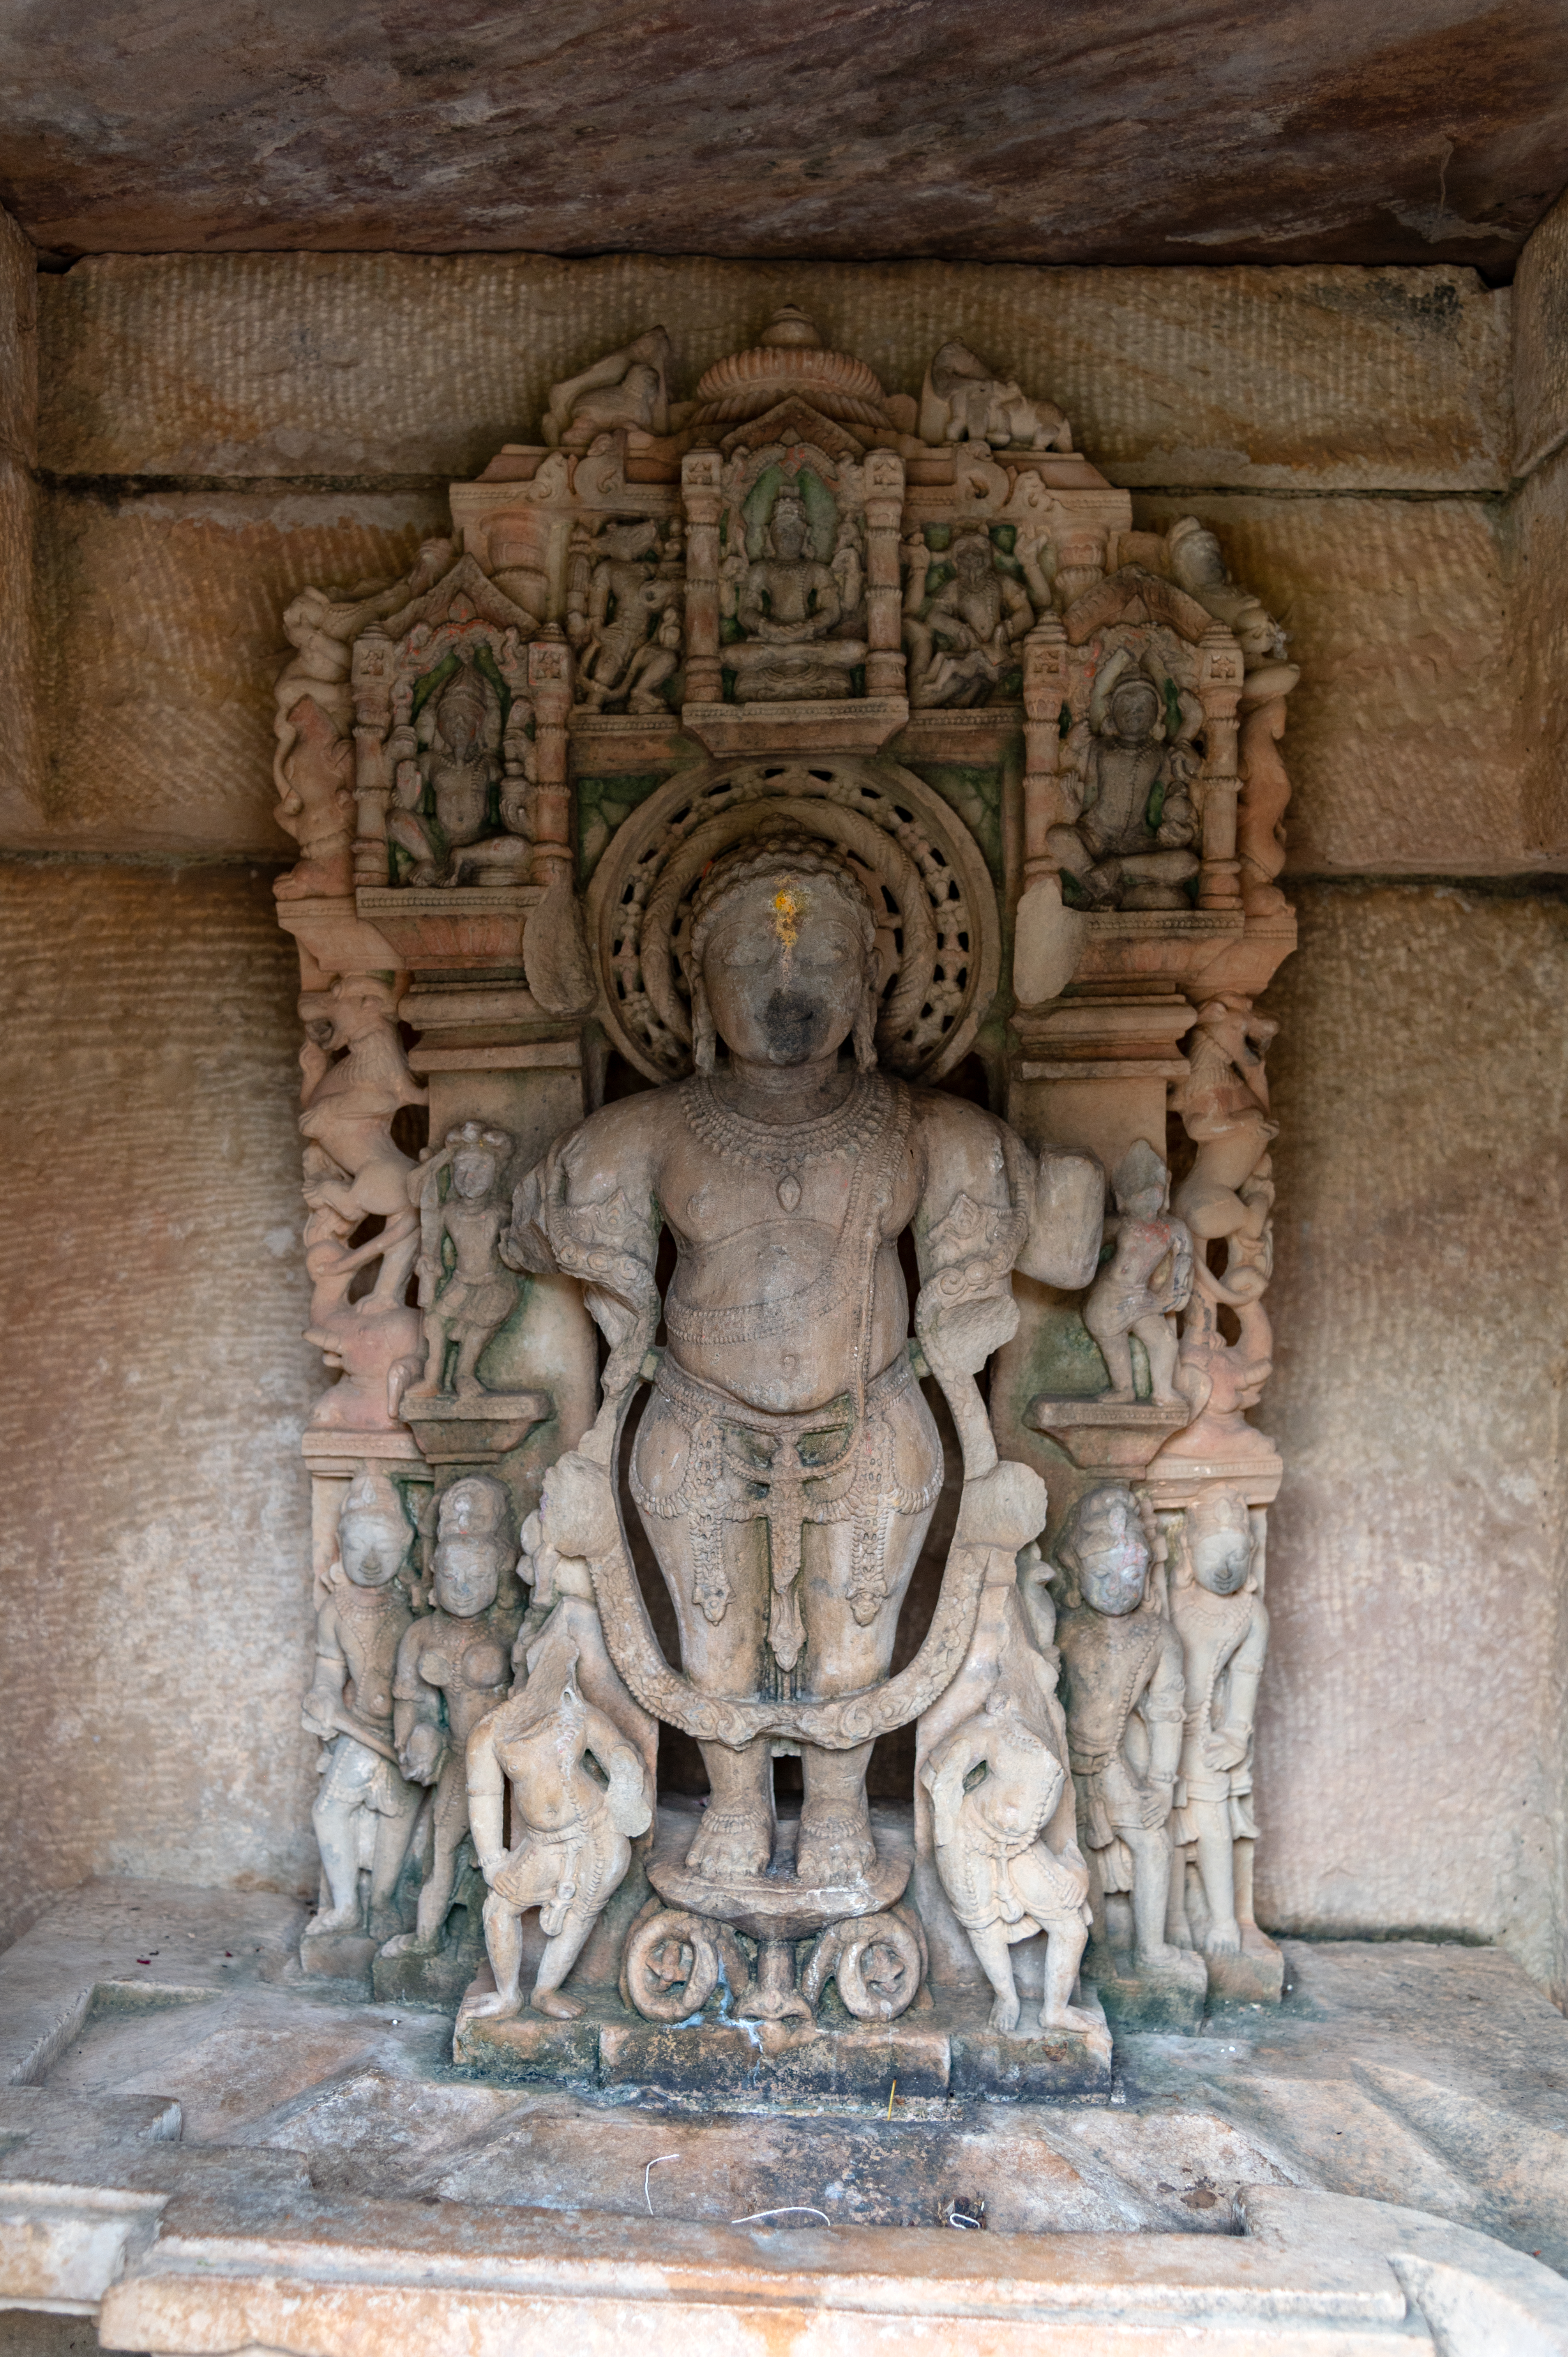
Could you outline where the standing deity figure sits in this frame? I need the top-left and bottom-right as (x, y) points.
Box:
(1084, 1140), (1195, 1410)
(387, 652), (510, 887)
(505, 827), (1101, 1898)
(1051, 671), (1200, 910)
(920, 340), (1073, 452)
(465, 1619), (653, 2022)
(902, 530), (1035, 709)
(571, 519), (683, 715)
(301, 1470), (422, 1942)
(1052, 1484), (1187, 1972)
(729, 488), (867, 703)
(381, 1475), (521, 1961)
(405, 1124), (519, 1404)
(921, 1662), (1094, 2035)
(1166, 1487), (1274, 1963)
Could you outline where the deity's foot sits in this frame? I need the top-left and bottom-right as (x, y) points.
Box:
(987, 1990), (1022, 2033)
(366, 1903), (408, 1944)
(1202, 1921), (1242, 1957)
(1040, 2004), (1102, 2038)
(377, 1929), (439, 1959)
(795, 1805), (876, 1885)
(684, 1808), (772, 1882)
(531, 1986), (584, 2020)
(304, 1904), (362, 1938)
(464, 1989), (523, 2021)
(1240, 1922), (1282, 1958)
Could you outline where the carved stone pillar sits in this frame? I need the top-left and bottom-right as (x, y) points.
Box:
(679, 448), (724, 705)
(862, 449), (906, 699)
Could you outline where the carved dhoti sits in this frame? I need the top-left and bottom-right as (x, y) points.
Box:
(630, 1350), (942, 1680)
(936, 1823), (1089, 1935)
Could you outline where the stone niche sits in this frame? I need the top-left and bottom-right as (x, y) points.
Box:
(274, 305), (1303, 2097)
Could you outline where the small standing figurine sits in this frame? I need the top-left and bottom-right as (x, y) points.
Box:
(921, 1663), (1095, 2035)
(405, 1124), (519, 1403)
(1167, 1486), (1277, 1972)
(380, 1475), (522, 1960)
(1084, 1140), (1195, 1410)
(465, 1615), (653, 2021)
(301, 1470), (422, 1943)
(1052, 1484), (1189, 1978)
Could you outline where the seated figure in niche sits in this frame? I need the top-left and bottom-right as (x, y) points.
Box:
(404, 1123), (519, 1405)
(1051, 1483), (1188, 1974)
(387, 654), (523, 887)
(381, 1475), (522, 1960)
(1050, 671), (1200, 910)
(302, 1470), (422, 1942)
(728, 487), (867, 704)
(903, 530), (1035, 709)
(571, 518), (683, 715)
(503, 826), (1101, 1893)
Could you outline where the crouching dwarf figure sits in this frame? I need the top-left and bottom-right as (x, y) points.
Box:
(505, 824), (1102, 1903)
(302, 1469), (422, 1941)
(1052, 1483), (1188, 1974)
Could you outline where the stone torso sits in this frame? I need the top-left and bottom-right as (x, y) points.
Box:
(330, 1577), (411, 1740)
(1056, 1604), (1165, 1768)
(401, 1606), (514, 1746)
(1082, 740), (1164, 857)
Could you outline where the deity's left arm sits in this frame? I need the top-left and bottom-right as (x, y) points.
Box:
(1141, 1622), (1188, 1796)
(502, 1103), (663, 1406)
(587, 1707), (654, 1838)
(1211, 1599), (1269, 1767)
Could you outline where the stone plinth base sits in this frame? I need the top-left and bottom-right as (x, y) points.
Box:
(297, 1929), (378, 1989)
(373, 1930), (486, 2012)
(1205, 1937), (1288, 2007)
(453, 1974), (1111, 2100)
(1087, 1946), (1208, 2030)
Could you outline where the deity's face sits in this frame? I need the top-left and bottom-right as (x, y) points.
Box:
(1074, 1507), (1150, 1617)
(434, 1536), (502, 1618)
(770, 501), (810, 562)
(452, 1148), (499, 1201)
(339, 1512), (404, 1588)
(606, 520), (658, 562)
(953, 536), (992, 585)
(1190, 1512), (1253, 1596)
(1109, 682), (1160, 744)
(700, 876), (867, 1068)
(1122, 1181), (1167, 1224)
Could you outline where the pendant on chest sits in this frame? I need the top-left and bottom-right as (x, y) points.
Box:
(777, 1172), (802, 1213)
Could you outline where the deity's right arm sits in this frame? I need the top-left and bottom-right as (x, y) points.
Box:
(502, 1101), (663, 1404)
(301, 1593), (347, 1735)
(392, 1623), (447, 1785)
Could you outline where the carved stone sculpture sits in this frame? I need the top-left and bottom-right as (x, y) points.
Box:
(902, 528), (1038, 708)
(301, 1196), (423, 1433)
(381, 1475), (522, 1960)
(1165, 1485), (1279, 1997)
(919, 341), (1073, 452)
(301, 1470), (421, 1946)
(543, 327), (674, 449)
(385, 651), (528, 887)
(405, 1124), (519, 1405)
(1084, 1141), (1195, 1410)
(569, 517), (684, 714)
(728, 484), (866, 703)
(1052, 1484), (1202, 2018)
(1051, 669), (1201, 910)
(297, 975), (427, 1229)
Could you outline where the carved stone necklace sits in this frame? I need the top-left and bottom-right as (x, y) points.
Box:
(683, 1069), (889, 1211)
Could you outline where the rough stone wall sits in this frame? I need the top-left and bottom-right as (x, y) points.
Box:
(0, 227), (1564, 1984)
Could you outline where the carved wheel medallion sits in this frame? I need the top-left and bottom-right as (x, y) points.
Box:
(586, 756), (1000, 1084)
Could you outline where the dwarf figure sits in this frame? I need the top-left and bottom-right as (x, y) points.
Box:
(1084, 1140), (1195, 1410)
(381, 1475), (522, 1960)
(1052, 1483), (1187, 1972)
(302, 1470), (422, 1942)
(1167, 1486), (1275, 1962)
(406, 1123), (519, 1403)
(921, 1662), (1095, 2035)
(465, 1617), (653, 2021)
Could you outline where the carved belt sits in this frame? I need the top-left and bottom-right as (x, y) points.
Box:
(630, 1350), (938, 1676)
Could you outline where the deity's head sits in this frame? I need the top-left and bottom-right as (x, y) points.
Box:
(1111, 1138), (1169, 1226)
(767, 488), (812, 563)
(435, 660), (489, 762)
(1106, 677), (1162, 746)
(1166, 516), (1227, 594)
(686, 828), (881, 1075)
(433, 1472), (513, 1617)
(951, 530), (994, 585)
(1185, 1486), (1255, 1597)
(1055, 1482), (1150, 1618)
(604, 519), (659, 564)
(337, 1467), (412, 1589)
(445, 1121), (510, 1203)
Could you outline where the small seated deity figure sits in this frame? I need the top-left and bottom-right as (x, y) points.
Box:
(542, 327), (674, 449)
(572, 519), (683, 714)
(1050, 673), (1201, 911)
(921, 339), (1073, 451)
(1166, 1486), (1273, 1961)
(404, 1123), (519, 1404)
(1083, 1141), (1195, 1410)
(903, 530), (1035, 709)
(921, 1666), (1096, 2035)
(506, 825), (1101, 1899)
(301, 1470), (422, 1942)
(387, 654), (519, 887)
(1052, 1484), (1187, 1973)
(381, 1474), (522, 1959)
(465, 1622), (653, 2021)
(727, 487), (867, 703)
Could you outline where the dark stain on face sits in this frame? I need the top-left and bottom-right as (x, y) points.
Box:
(764, 988), (823, 1059)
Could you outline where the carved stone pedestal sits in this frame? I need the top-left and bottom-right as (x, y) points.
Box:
(297, 1928), (380, 1988)
(1203, 1939), (1287, 2007)
(1086, 1945), (1209, 2032)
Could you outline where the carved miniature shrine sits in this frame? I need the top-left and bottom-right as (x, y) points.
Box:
(274, 306), (1300, 2094)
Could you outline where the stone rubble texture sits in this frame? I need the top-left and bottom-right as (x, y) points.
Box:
(0, 222), (1564, 2020)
